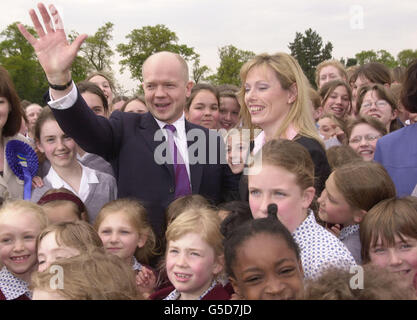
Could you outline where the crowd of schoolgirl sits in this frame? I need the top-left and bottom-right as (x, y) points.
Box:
(1, 6), (417, 300)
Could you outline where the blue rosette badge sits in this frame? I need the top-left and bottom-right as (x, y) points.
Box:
(6, 140), (39, 200)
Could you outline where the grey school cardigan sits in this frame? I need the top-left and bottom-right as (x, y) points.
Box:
(30, 170), (117, 223)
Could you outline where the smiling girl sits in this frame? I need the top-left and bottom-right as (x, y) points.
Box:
(319, 80), (352, 120)
(0, 200), (48, 300)
(224, 213), (304, 300)
(30, 107), (117, 222)
(150, 206), (229, 300)
(346, 115), (387, 162)
(318, 161), (396, 264)
(360, 196), (417, 293)
(95, 198), (158, 297)
(356, 84), (400, 133)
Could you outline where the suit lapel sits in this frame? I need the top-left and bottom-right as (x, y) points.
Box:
(185, 120), (203, 193)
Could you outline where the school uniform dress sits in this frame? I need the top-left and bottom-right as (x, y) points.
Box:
(30, 164), (117, 222)
(0, 267), (31, 300)
(339, 224), (362, 265)
(374, 123), (417, 196)
(150, 280), (231, 300)
(292, 211), (357, 280)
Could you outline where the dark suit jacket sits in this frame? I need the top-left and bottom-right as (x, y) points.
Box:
(49, 90), (238, 236)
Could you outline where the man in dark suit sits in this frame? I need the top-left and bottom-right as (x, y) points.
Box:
(19, 3), (238, 236)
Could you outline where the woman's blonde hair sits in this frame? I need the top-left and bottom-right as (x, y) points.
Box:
(0, 200), (48, 230)
(237, 52), (322, 145)
(31, 248), (141, 300)
(94, 198), (158, 265)
(166, 206), (223, 259)
(37, 220), (103, 252)
(360, 196), (417, 264)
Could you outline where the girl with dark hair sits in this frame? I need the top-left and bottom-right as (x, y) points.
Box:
(31, 107), (117, 222)
(185, 83), (220, 129)
(224, 212), (304, 300)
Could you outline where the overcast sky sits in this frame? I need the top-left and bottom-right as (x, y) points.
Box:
(2, 0), (417, 93)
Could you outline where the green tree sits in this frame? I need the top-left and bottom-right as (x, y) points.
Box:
(355, 50), (378, 65)
(71, 55), (91, 83)
(116, 24), (197, 82)
(376, 49), (398, 68)
(74, 22), (114, 72)
(346, 58), (358, 67)
(340, 57), (358, 67)
(355, 49), (399, 68)
(397, 49), (417, 67)
(67, 31), (93, 83)
(207, 45), (255, 86)
(0, 22), (48, 104)
(288, 28), (333, 87)
(67, 23), (115, 83)
(192, 57), (211, 84)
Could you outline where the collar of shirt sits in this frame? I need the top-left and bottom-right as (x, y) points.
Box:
(154, 113), (186, 137)
(339, 224), (360, 241)
(253, 124), (298, 155)
(45, 163), (99, 202)
(412, 184), (417, 197)
(132, 256), (143, 272)
(0, 267), (32, 300)
(253, 131), (265, 155)
(154, 113), (190, 177)
(164, 279), (218, 300)
(76, 152), (90, 162)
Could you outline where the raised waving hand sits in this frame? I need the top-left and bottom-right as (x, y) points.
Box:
(18, 3), (87, 92)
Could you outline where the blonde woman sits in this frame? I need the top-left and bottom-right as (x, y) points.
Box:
(238, 52), (330, 194)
